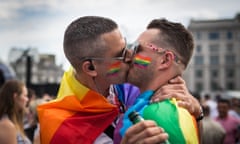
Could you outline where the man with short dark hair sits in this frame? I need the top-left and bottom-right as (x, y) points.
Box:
(216, 99), (240, 144)
(116, 19), (201, 144)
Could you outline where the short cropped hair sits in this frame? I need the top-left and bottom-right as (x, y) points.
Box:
(217, 98), (230, 106)
(147, 19), (194, 68)
(63, 16), (118, 69)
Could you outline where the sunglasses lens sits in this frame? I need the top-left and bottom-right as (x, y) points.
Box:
(131, 42), (139, 59)
(122, 48), (127, 62)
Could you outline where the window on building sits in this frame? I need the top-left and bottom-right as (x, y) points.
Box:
(227, 31), (233, 40)
(211, 81), (219, 91)
(48, 77), (55, 83)
(209, 44), (219, 53)
(196, 32), (201, 40)
(210, 55), (219, 65)
(211, 69), (218, 78)
(196, 45), (202, 53)
(225, 54), (236, 65)
(195, 82), (203, 92)
(226, 82), (235, 90)
(209, 32), (220, 40)
(238, 32), (240, 40)
(194, 55), (204, 65)
(226, 43), (234, 52)
(195, 69), (203, 78)
(226, 69), (235, 78)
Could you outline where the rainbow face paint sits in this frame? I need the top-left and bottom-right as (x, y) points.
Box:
(134, 54), (151, 69)
(107, 61), (121, 76)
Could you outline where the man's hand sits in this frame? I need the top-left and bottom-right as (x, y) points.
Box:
(151, 76), (202, 119)
(121, 120), (168, 144)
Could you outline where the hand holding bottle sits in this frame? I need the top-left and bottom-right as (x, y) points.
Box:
(122, 111), (170, 144)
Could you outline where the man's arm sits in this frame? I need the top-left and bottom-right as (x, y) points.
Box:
(151, 76), (202, 119)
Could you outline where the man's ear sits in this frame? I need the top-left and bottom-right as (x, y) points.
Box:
(82, 60), (97, 76)
(159, 51), (175, 69)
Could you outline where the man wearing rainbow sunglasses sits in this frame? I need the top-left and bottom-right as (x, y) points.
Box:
(115, 19), (201, 144)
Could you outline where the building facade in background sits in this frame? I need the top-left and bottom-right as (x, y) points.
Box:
(9, 47), (64, 85)
(184, 13), (240, 96)
(0, 59), (16, 87)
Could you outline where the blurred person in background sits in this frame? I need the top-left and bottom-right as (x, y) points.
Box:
(0, 80), (31, 144)
(203, 94), (218, 118)
(215, 98), (240, 144)
(202, 104), (225, 144)
(24, 88), (37, 143)
(229, 97), (240, 120)
(25, 91), (52, 143)
(29, 98), (48, 144)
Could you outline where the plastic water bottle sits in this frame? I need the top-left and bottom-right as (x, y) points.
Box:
(128, 111), (144, 124)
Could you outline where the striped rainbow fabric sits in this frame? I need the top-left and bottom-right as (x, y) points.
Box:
(37, 68), (118, 144)
(119, 90), (199, 144)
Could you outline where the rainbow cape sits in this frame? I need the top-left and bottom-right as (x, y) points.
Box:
(37, 68), (119, 144)
(119, 90), (199, 144)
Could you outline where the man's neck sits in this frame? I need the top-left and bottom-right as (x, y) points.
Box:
(139, 76), (168, 93)
(75, 72), (109, 97)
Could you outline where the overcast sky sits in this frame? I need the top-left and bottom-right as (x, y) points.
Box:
(0, 0), (239, 69)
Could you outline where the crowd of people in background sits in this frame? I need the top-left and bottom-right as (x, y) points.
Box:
(201, 93), (240, 144)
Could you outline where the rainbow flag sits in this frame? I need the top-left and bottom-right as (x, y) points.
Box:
(37, 68), (119, 144)
(119, 90), (199, 144)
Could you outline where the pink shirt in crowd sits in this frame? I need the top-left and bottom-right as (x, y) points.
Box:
(215, 115), (240, 144)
